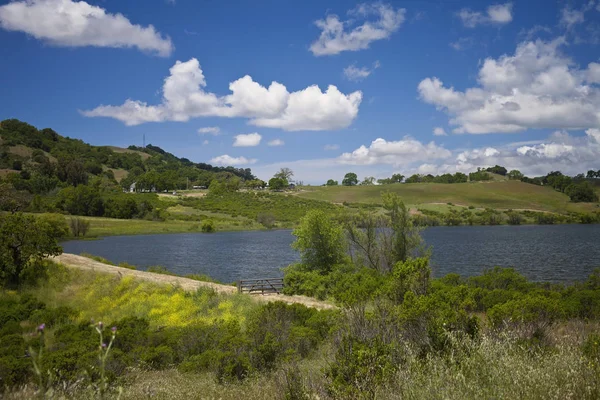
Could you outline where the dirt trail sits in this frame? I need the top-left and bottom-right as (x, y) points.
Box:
(52, 254), (336, 310)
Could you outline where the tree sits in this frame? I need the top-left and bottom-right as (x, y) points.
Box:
(486, 165), (508, 176)
(382, 192), (424, 265)
(326, 179), (338, 186)
(565, 182), (599, 202)
(274, 168), (294, 182)
(360, 176), (375, 185)
(0, 213), (68, 286)
(507, 170), (524, 180)
(342, 173), (358, 186)
(268, 177), (288, 191)
(291, 210), (346, 274)
(391, 173), (404, 183)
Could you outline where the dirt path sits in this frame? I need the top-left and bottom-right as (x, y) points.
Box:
(52, 253), (336, 310)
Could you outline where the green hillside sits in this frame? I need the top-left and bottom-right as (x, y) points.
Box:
(297, 180), (599, 214)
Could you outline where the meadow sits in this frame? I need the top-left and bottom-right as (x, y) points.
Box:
(296, 180), (600, 214)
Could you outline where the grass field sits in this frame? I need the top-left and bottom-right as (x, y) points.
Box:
(296, 181), (600, 214)
(66, 214), (263, 237)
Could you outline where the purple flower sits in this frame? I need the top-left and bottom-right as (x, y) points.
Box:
(37, 323), (45, 333)
(98, 321), (103, 329)
(111, 326), (117, 333)
(102, 342), (107, 349)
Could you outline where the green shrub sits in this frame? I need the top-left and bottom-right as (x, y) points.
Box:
(201, 220), (215, 233)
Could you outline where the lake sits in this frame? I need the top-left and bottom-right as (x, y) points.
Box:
(62, 224), (600, 284)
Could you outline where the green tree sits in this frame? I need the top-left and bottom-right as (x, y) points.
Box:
(565, 182), (599, 202)
(326, 179), (338, 186)
(274, 167), (294, 181)
(342, 173), (358, 186)
(382, 192), (424, 264)
(268, 177), (288, 191)
(292, 210), (346, 274)
(360, 176), (375, 185)
(0, 213), (68, 286)
(507, 170), (524, 180)
(56, 185), (104, 216)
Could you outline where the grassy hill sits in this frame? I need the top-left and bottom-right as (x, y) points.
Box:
(297, 180), (599, 214)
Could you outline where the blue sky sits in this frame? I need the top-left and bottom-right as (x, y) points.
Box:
(1, 0), (600, 183)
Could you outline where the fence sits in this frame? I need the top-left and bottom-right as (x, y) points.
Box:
(237, 278), (284, 295)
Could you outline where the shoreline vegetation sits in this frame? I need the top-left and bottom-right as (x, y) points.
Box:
(1, 199), (599, 398)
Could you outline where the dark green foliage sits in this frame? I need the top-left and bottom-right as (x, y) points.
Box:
(486, 165), (508, 176)
(257, 212), (276, 228)
(201, 220), (216, 232)
(342, 172), (358, 186)
(469, 170), (492, 181)
(69, 217), (90, 237)
(565, 181), (599, 202)
(0, 213), (68, 286)
(268, 177), (288, 191)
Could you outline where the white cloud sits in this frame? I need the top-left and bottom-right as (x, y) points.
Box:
(0, 0), (173, 56)
(324, 144), (340, 150)
(560, 7), (585, 29)
(423, 129), (600, 177)
(210, 154), (257, 166)
(253, 129), (600, 184)
(233, 133), (261, 147)
(197, 126), (220, 135)
(310, 3), (405, 56)
(450, 37), (474, 51)
(458, 3), (513, 28)
(83, 58), (362, 131)
(338, 137), (451, 166)
(202, 140), (209, 145)
(418, 38), (600, 134)
(343, 61), (380, 81)
(267, 139), (284, 146)
(433, 127), (448, 136)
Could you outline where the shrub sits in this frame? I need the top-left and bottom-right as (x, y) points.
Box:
(69, 217), (90, 237)
(201, 220), (215, 233)
(506, 212), (524, 225)
(257, 212), (276, 229)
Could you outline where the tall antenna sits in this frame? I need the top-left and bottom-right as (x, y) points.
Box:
(143, 134), (146, 148)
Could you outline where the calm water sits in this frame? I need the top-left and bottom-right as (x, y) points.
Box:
(62, 225), (600, 284)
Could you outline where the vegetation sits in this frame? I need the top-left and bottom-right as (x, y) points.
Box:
(2, 196), (600, 398)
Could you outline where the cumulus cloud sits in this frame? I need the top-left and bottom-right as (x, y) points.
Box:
(267, 139), (284, 146)
(82, 58), (362, 131)
(458, 3), (513, 28)
(343, 61), (380, 81)
(418, 38), (600, 134)
(233, 133), (261, 147)
(210, 154), (257, 166)
(197, 127), (220, 135)
(0, 0), (173, 56)
(324, 144), (340, 151)
(310, 3), (405, 56)
(433, 127), (447, 136)
(420, 129), (600, 177)
(338, 137), (451, 166)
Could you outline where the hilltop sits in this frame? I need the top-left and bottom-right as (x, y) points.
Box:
(1, 118), (599, 236)
(296, 180), (600, 215)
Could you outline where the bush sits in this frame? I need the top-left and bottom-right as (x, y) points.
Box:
(69, 217), (90, 237)
(201, 220), (215, 233)
(257, 212), (276, 229)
